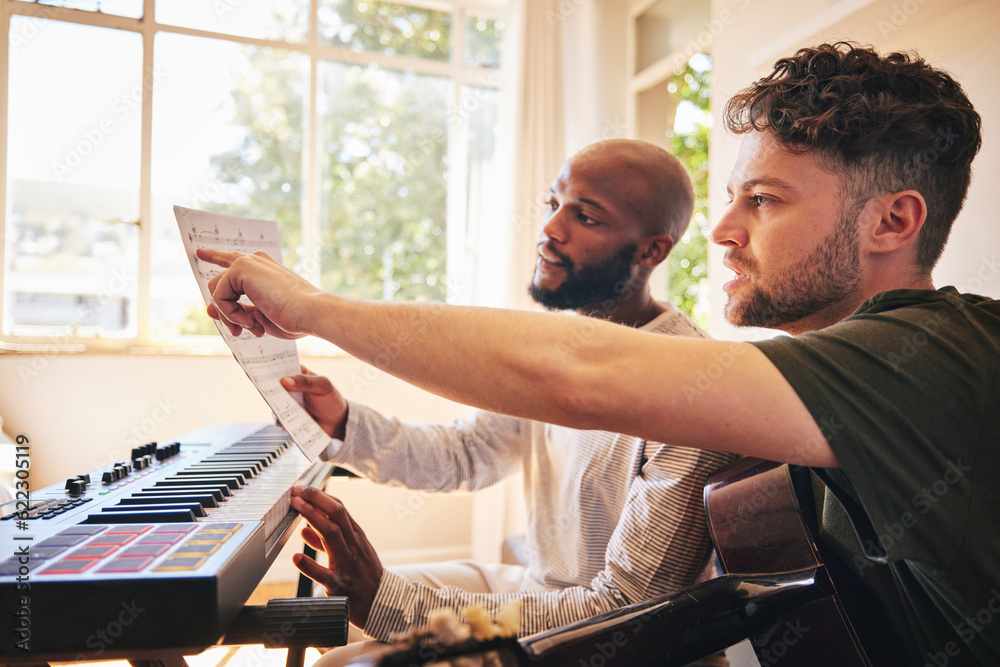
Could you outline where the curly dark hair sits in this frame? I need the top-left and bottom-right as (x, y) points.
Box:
(724, 41), (982, 272)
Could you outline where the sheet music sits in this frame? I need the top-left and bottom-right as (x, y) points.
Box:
(174, 205), (330, 461)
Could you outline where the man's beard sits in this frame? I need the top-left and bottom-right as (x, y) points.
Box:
(725, 210), (862, 330)
(529, 242), (638, 313)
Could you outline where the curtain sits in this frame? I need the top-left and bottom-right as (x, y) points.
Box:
(504, 0), (566, 312)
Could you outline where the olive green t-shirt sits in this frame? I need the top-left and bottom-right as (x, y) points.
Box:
(753, 287), (1000, 666)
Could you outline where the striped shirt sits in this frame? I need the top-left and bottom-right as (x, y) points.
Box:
(322, 305), (740, 641)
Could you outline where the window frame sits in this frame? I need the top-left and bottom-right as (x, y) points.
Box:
(0, 0), (507, 355)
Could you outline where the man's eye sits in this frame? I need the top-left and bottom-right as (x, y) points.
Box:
(750, 194), (771, 207)
(546, 198), (559, 211)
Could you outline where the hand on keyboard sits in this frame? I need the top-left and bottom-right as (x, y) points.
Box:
(290, 485), (383, 629)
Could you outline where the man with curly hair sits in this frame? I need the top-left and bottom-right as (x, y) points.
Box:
(200, 42), (998, 665)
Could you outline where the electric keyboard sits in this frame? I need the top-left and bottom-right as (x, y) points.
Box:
(0, 422), (336, 664)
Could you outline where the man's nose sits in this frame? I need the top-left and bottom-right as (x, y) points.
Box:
(711, 204), (747, 249)
(541, 206), (569, 244)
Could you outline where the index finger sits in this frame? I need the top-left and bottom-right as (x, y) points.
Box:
(196, 248), (245, 268)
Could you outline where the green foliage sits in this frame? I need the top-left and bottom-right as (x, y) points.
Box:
(200, 5), (455, 305)
(320, 0), (451, 61)
(665, 58), (712, 328)
(205, 47), (308, 262)
(316, 63), (450, 301)
(464, 15), (504, 69)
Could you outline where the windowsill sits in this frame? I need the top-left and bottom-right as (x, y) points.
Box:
(0, 338), (349, 358)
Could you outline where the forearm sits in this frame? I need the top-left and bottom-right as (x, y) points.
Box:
(306, 294), (835, 466)
(308, 295), (567, 420)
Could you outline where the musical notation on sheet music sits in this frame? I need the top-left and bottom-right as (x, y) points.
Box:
(187, 226), (269, 248)
(174, 205), (330, 461)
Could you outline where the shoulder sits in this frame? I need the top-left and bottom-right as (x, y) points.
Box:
(756, 288), (999, 363)
(851, 287), (999, 328)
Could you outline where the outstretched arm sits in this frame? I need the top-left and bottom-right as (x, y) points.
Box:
(198, 249), (837, 467)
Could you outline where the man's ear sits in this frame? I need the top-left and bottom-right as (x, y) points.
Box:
(638, 234), (675, 268)
(867, 190), (927, 254)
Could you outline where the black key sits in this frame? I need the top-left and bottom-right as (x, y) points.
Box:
(180, 465), (258, 479)
(119, 494), (219, 509)
(104, 502), (206, 518)
(155, 476), (243, 490)
(136, 485), (230, 500)
(198, 457), (269, 471)
(85, 508), (197, 523)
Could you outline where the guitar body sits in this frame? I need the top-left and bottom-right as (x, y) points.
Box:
(704, 457), (876, 666)
(362, 458), (900, 666)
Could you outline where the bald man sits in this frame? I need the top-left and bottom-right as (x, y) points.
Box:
(275, 140), (737, 665)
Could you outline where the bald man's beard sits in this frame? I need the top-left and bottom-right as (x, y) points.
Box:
(529, 242), (639, 313)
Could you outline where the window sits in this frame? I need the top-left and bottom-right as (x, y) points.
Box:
(630, 0), (713, 329)
(1, 0), (507, 350)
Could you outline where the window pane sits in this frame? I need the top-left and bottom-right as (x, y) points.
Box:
(319, 0), (450, 62)
(151, 34), (308, 339)
(317, 61), (450, 301)
(464, 14), (504, 69)
(4, 18), (141, 337)
(156, 0), (310, 43)
(29, 0), (142, 18)
(665, 54), (712, 328)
